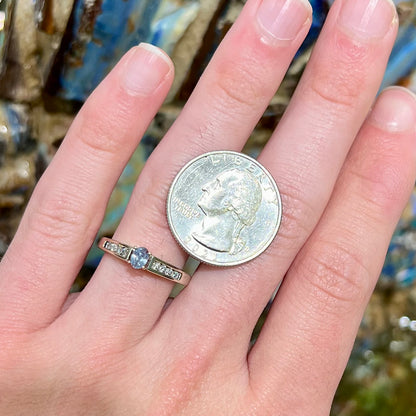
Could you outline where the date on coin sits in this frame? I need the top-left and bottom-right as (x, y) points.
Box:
(166, 151), (282, 266)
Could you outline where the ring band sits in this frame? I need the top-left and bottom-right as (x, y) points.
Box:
(98, 237), (191, 286)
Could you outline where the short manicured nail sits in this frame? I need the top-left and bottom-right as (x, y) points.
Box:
(338, 0), (396, 39)
(121, 43), (173, 96)
(369, 87), (416, 132)
(257, 0), (312, 42)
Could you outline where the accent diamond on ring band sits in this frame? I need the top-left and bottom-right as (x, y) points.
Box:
(98, 237), (191, 286)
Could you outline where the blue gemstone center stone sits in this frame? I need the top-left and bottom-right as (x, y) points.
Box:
(130, 247), (150, 269)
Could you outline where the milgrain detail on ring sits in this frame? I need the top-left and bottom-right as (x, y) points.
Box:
(167, 151), (282, 266)
(98, 237), (190, 285)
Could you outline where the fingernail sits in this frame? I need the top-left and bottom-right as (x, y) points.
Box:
(338, 0), (397, 39)
(256, 0), (312, 42)
(121, 43), (173, 96)
(369, 87), (416, 132)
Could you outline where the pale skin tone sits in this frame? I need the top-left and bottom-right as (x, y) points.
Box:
(0, 0), (416, 414)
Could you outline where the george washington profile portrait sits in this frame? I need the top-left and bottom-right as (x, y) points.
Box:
(192, 168), (262, 255)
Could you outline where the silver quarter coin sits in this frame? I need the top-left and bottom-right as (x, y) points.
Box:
(167, 151), (282, 266)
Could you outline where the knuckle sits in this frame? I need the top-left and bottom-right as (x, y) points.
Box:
(308, 36), (370, 108)
(0, 330), (116, 413)
(213, 61), (266, 112)
(299, 239), (371, 311)
(277, 204), (313, 250)
(309, 66), (361, 108)
(74, 92), (136, 157)
(27, 190), (95, 248)
(275, 184), (317, 250)
(347, 148), (407, 217)
(155, 337), (216, 413)
(0, 337), (55, 396)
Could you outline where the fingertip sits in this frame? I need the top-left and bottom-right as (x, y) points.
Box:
(256, 0), (313, 44)
(368, 86), (416, 133)
(137, 42), (175, 73)
(119, 43), (174, 96)
(336, 0), (398, 41)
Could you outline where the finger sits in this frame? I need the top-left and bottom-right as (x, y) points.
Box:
(160, 0), (399, 369)
(0, 44), (174, 332)
(248, 87), (416, 413)
(65, 0), (313, 343)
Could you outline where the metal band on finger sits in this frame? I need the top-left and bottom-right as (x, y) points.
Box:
(98, 237), (191, 286)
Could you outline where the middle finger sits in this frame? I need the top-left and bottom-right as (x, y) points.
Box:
(161, 0), (398, 364)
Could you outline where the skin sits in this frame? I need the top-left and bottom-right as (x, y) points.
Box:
(0, 0), (415, 414)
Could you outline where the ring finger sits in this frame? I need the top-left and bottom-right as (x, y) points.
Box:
(65, 0), (313, 342)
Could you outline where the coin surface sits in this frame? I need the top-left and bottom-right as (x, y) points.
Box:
(167, 151), (282, 266)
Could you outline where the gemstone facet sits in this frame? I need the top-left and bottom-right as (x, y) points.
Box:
(130, 247), (150, 269)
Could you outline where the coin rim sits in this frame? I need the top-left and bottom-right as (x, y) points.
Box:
(166, 150), (282, 267)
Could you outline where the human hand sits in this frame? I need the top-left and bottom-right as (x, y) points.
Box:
(1, 0), (415, 415)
